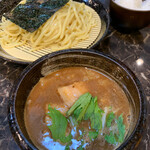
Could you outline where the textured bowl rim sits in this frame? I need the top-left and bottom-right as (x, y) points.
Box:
(8, 49), (147, 150)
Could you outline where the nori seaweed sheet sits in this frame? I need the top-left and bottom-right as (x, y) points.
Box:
(4, 0), (69, 32)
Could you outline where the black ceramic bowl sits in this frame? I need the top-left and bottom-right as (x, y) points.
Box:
(110, 0), (150, 32)
(8, 49), (146, 150)
(0, 0), (110, 64)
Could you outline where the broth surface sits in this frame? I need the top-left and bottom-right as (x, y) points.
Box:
(24, 67), (131, 150)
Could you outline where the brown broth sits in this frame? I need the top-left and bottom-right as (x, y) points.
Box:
(24, 67), (131, 150)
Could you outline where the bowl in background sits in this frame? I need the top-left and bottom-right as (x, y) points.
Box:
(8, 49), (146, 149)
(110, 0), (150, 32)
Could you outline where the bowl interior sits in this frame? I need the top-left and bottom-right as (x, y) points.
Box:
(9, 49), (144, 149)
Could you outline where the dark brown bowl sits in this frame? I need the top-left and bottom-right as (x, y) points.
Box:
(8, 49), (146, 150)
(110, 0), (150, 32)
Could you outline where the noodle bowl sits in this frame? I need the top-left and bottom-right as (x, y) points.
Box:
(0, 0), (99, 51)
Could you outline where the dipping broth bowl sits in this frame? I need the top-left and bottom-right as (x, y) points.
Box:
(8, 49), (146, 149)
(110, 0), (150, 32)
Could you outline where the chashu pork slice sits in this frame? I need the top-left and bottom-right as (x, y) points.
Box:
(58, 81), (89, 107)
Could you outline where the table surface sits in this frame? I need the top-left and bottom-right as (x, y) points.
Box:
(0, 1), (150, 150)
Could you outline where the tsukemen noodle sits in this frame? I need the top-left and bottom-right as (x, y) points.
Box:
(0, 0), (100, 51)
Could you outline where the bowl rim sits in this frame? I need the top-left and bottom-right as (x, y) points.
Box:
(111, 0), (150, 12)
(8, 48), (147, 150)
